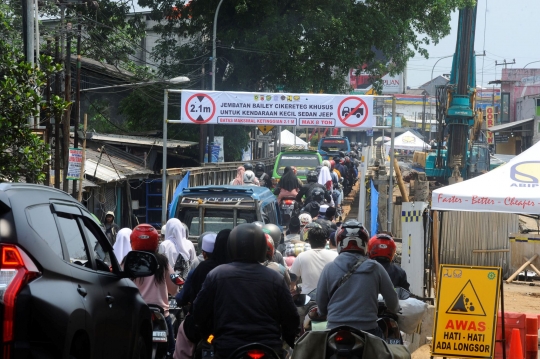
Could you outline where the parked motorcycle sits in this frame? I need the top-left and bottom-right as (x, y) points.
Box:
(148, 304), (169, 359)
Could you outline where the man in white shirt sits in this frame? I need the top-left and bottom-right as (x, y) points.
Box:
(290, 226), (338, 295)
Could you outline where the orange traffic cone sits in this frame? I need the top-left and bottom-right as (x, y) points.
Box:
(509, 328), (524, 359)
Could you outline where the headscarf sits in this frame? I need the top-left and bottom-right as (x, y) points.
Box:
(163, 218), (197, 266)
(232, 166), (245, 185)
(113, 228), (132, 263)
(279, 166), (299, 192)
(318, 166), (332, 190)
(213, 229), (232, 265)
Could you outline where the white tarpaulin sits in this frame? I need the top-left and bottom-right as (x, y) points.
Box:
(384, 130), (430, 152)
(180, 90), (374, 128)
(279, 129), (308, 148)
(432, 141), (540, 214)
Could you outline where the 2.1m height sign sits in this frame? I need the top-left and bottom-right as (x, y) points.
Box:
(180, 90), (374, 128)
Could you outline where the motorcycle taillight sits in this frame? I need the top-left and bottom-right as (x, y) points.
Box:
(245, 349), (265, 359)
(283, 200), (294, 205)
(334, 331), (355, 345)
(328, 330), (364, 351)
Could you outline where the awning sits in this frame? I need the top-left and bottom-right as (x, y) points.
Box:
(85, 160), (126, 182)
(488, 118), (534, 132)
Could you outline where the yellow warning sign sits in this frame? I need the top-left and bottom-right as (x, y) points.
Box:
(432, 265), (500, 359)
(258, 125), (274, 135)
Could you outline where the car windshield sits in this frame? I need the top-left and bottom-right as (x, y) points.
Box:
(178, 208), (256, 236)
(320, 139), (348, 153)
(277, 154), (321, 176)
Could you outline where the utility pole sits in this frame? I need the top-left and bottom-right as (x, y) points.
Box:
(63, 23), (72, 193)
(44, 39), (52, 187)
(72, 19), (82, 197)
(54, 35), (61, 189)
(495, 59), (516, 69)
(23, 0), (35, 126)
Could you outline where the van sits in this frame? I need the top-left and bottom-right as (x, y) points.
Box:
(272, 148), (323, 181)
(318, 136), (350, 160)
(172, 185), (281, 241)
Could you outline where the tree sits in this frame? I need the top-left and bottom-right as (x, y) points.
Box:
(0, 11), (68, 183)
(141, 0), (473, 93)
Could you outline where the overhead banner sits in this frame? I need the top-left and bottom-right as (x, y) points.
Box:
(180, 90), (374, 128)
(432, 265), (501, 359)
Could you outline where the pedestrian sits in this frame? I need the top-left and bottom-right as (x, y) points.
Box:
(230, 166), (246, 185)
(161, 218), (199, 279)
(104, 211), (119, 245)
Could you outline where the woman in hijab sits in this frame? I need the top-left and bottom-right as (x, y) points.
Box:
(230, 166), (245, 185)
(161, 218), (198, 278)
(274, 166), (300, 203)
(113, 228), (132, 263)
(174, 229), (231, 359)
(318, 162), (333, 191)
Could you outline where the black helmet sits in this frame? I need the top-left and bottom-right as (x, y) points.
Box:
(338, 151), (345, 158)
(243, 163), (253, 171)
(262, 223), (282, 246)
(255, 162), (265, 173)
(228, 223), (266, 262)
(311, 187), (325, 204)
(315, 166), (322, 175)
(307, 170), (318, 183)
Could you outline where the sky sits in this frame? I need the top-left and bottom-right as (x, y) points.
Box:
(406, 0), (540, 90)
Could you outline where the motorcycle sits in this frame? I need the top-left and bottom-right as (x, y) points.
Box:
(377, 295), (403, 345)
(148, 304), (169, 359)
(325, 326), (366, 359)
(169, 273), (186, 338)
(279, 196), (299, 227)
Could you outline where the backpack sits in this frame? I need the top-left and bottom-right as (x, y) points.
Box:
(174, 254), (191, 279)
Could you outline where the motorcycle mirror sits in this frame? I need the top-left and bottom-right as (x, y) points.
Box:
(304, 295), (311, 305)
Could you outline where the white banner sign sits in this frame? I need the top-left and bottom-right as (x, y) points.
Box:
(180, 90), (374, 128)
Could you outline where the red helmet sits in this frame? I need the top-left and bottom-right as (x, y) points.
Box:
(130, 224), (159, 252)
(329, 160), (335, 170)
(264, 233), (275, 261)
(335, 220), (369, 254)
(368, 233), (396, 261)
(344, 156), (350, 163)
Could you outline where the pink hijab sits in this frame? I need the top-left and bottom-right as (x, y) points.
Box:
(232, 166), (245, 185)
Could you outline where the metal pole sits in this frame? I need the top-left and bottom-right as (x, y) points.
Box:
(63, 27), (72, 193)
(161, 89), (169, 225)
(387, 96), (396, 232)
(54, 35), (61, 189)
(72, 20), (81, 197)
(358, 144), (367, 225)
(209, 0), (224, 162)
(24, 0), (35, 126)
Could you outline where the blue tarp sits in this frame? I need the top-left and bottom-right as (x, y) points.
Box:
(370, 180), (379, 236)
(168, 171), (190, 219)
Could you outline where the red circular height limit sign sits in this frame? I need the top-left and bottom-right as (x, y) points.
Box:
(337, 96), (369, 127)
(185, 93), (216, 124)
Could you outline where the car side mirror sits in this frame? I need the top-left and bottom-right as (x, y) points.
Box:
(122, 251), (158, 278)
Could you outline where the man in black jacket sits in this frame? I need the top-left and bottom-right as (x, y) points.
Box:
(193, 223), (299, 359)
(296, 170), (331, 205)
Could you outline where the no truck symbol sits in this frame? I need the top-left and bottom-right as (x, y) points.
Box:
(337, 97), (369, 127)
(185, 93), (216, 124)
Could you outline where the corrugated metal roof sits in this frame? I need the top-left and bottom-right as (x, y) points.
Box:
(85, 160), (126, 183)
(87, 132), (197, 149)
(488, 118), (534, 132)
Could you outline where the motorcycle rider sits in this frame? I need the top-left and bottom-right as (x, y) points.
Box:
(368, 233), (410, 291)
(174, 230), (231, 359)
(314, 220), (399, 338)
(242, 170), (260, 186)
(193, 223), (299, 358)
(161, 218), (198, 280)
(255, 162), (273, 189)
(315, 205), (338, 233)
(290, 226), (338, 295)
(129, 224), (177, 357)
(274, 166), (301, 203)
(262, 223), (286, 266)
(296, 170), (331, 205)
(263, 233), (291, 286)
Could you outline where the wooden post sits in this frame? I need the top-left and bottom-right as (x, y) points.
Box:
(77, 114), (87, 202)
(393, 158), (409, 202)
(432, 210), (439, 292)
(506, 254), (538, 283)
(524, 257), (540, 277)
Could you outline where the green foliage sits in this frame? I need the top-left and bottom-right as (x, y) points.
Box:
(0, 11), (68, 183)
(141, 0), (472, 93)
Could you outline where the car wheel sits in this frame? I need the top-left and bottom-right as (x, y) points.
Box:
(134, 333), (150, 359)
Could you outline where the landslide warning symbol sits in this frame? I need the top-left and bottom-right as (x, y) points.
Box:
(446, 280), (486, 316)
(337, 96), (369, 128)
(185, 93), (216, 124)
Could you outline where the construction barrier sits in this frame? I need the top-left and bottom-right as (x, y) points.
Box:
(495, 312), (526, 359)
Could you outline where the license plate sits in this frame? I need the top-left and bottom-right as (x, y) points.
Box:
(202, 349), (214, 357)
(153, 331), (168, 342)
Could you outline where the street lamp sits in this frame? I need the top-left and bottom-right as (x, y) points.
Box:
(80, 76), (190, 92)
(524, 60), (540, 68)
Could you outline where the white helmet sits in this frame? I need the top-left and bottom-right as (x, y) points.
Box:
(322, 160), (331, 169)
(243, 170), (257, 184)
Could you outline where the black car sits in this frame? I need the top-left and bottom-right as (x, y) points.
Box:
(0, 183), (157, 359)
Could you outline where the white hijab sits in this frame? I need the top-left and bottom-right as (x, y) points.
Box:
(113, 228), (132, 263)
(163, 218), (196, 266)
(318, 166), (332, 187)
